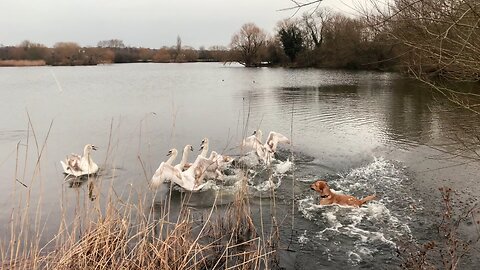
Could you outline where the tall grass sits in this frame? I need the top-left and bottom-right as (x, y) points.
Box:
(0, 60), (46, 67)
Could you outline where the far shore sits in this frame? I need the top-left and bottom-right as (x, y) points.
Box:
(0, 60), (46, 67)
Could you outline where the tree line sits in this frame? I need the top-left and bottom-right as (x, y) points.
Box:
(2, 0), (479, 84)
(231, 0), (480, 81)
(0, 38), (230, 66)
(229, 8), (398, 70)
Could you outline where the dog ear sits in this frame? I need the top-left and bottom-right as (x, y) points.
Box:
(322, 183), (331, 196)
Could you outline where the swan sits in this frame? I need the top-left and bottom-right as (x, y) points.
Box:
(241, 130), (273, 164)
(150, 148), (179, 188)
(174, 144), (193, 172)
(211, 151), (235, 171)
(60, 144), (99, 177)
(199, 138), (209, 158)
(182, 138), (209, 171)
(167, 156), (210, 191)
(199, 151), (226, 180)
(152, 146), (208, 191)
(242, 129), (263, 152)
(264, 131), (290, 152)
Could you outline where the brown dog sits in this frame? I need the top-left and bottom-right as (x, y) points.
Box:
(310, 180), (376, 207)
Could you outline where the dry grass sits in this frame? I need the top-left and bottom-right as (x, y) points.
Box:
(2, 176), (278, 270)
(0, 60), (46, 67)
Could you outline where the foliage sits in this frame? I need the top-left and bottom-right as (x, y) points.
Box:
(278, 20), (304, 62)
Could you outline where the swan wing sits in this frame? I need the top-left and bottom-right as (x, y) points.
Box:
(242, 135), (263, 152)
(151, 163), (183, 188)
(150, 162), (166, 188)
(196, 156), (218, 172)
(266, 131), (290, 152)
(61, 155), (83, 176)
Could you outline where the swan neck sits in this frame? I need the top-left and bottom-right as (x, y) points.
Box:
(83, 148), (92, 165)
(166, 151), (177, 165)
(201, 143), (208, 157)
(180, 147), (190, 166)
(256, 131), (263, 142)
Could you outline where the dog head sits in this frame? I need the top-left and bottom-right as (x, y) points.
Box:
(310, 180), (331, 197)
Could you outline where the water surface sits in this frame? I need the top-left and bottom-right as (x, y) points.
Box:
(1, 63), (479, 269)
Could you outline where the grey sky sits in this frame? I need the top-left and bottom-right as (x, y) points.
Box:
(1, 0), (352, 49)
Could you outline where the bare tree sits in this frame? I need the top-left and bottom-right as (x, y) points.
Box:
(301, 8), (332, 49)
(230, 23), (267, 67)
(97, 39), (126, 49)
(364, 0), (480, 114)
(175, 35), (184, 62)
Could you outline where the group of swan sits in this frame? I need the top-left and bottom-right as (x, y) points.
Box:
(60, 130), (289, 192)
(150, 138), (234, 191)
(241, 130), (290, 164)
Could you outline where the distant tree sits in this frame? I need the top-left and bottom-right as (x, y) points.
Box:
(138, 48), (154, 62)
(278, 20), (304, 62)
(182, 46), (198, 62)
(152, 47), (172, 63)
(18, 40), (49, 60)
(198, 46), (210, 60)
(175, 35), (183, 62)
(52, 42), (82, 65)
(301, 8), (331, 50)
(209, 45), (229, 62)
(230, 23), (267, 67)
(97, 39), (126, 48)
(265, 38), (288, 65)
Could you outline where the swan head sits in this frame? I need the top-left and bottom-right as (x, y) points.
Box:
(200, 138), (209, 151)
(166, 148), (177, 156)
(186, 144), (193, 152)
(254, 129), (262, 139)
(84, 144), (98, 153)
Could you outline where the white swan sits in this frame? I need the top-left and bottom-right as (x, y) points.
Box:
(60, 144), (99, 177)
(150, 148), (179, 188)
(264, 131), (290, 152)
(210, 151), (235, 171)
(165, 156), (210, 191)
(174, 144), (193, 172)
(152, 146), (208, 191)
(241, 130), (273, 164)
(241, 129), (263, 152)
(199, 138), (209, 158)
(199, 151), (226, 180)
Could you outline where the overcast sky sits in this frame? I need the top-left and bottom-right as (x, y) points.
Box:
(0, 0), (355, 49)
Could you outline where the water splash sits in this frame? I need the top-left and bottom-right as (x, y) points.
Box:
(297, 157), (414, 266)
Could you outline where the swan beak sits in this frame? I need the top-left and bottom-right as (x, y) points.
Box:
(252, 130), (256, 135)
(190, 146), (194, 151)
(92, 146), (98, 151)
(166, 151), (172, 156)
(199, 146), (204, 151)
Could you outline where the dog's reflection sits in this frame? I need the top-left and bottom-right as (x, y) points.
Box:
(65, 175), (97, 201)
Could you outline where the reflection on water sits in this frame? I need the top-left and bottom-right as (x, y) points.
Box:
(0, 63), (479, 269)
(65, 175), (98, 201)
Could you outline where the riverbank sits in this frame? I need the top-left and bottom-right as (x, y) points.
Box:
(0, 60), (46, 67)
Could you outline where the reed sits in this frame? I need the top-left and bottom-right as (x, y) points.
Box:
(0, 60), (46, 67)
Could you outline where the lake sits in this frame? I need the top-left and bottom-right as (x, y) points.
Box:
(1, 63), (479, 269)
